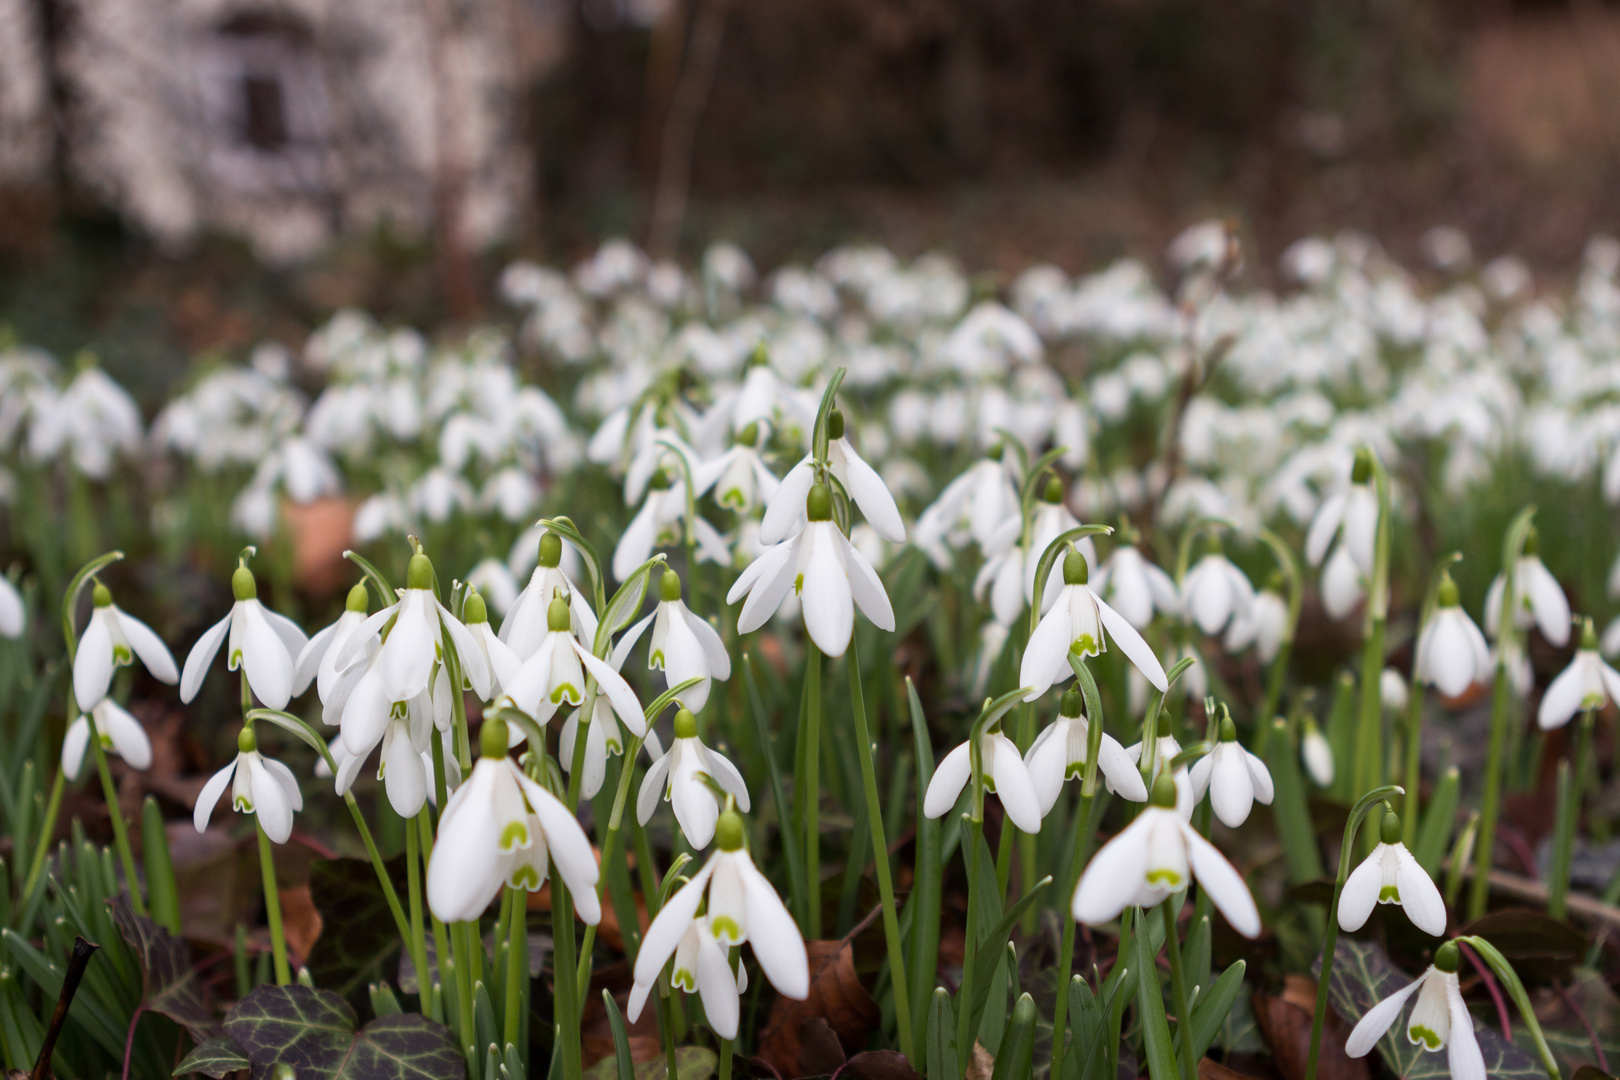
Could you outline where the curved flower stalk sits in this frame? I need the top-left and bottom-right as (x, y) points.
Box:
(72, 582), (178, 711)
(1024, 687), (1146, 817)
(628, 810), (809, 1039)
(1344, 942), (1481, 1080)
(616, 569), (730, 713)
(194, 726), (304, 844)
(1188, 714), (1274, 828)
(759, 409), (906, 545)
(62, 699), (150, 780)
(637, 708), (750, 849)
(426, 716), (600, 925)
(1338, 809), (1446, 936)
(1538, 618), (1620, 729)
(728, 481), (894, 659)
(180, 555), (309, 711)
(1483, 527), (1569, 647)
(1092, 542), (1179, 630)
(924, 726), (1043, 833)
(1072, 772), (1261, 937)
(502, 530), (598, 659)
(1021, 550), (1168, 700)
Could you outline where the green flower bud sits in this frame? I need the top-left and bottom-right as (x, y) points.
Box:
(237, 726), (257, 754)
(1380, 808), (1402, 845)
(660, 569), (683, 603)
(1433, 940), (1460, 973)
(673, 708), (698, 740)
(806, 482), (833, 522)
(1149, 772), (1178, 808)
(1059, 687), (1083, 717)
(1436, 573), (1460, 608)
(406, 552), (434, 591)
(547, 596), (571, 632)
(828, 409), (845, 441)
(1581, 617), (1598, 652)
(987, 442), (1004, 462)
(464, 590), (489, 625)
(481, 717), (510, 759)
(649, 468), (673, 491)
(538, 531), (562, 568)
(1043, 474), (1064, 504)
(715, 810), (746, 851)
(1063, 550), (1089, 586)
(1522, 526), (1539, 557)
(92, 583), (112, 608)
(232, 565), (257, 602)
(1158, 712), (1175, 738)
(346, 582), (370, 613)
(1219, 715), (1238, 742)
(736, 420), (760, 447)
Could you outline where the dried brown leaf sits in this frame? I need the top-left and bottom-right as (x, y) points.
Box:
(1253, 981), (1368, 1080)
(757, 922), (881, 1076)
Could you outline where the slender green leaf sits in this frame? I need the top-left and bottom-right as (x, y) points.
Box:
(991, 993), (1037, 1080)
(927, 987), (958, 1080)
(602, 990), (636, 1080)
(1179, 960), (1245, 1065)
(906, 677), (942, 1048)
(742, 656), (806, 948)
(1134, 908), (1179, 1080)
(1414, 767), (1460, 876)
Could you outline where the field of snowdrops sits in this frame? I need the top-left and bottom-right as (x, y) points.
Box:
(0, 222), (1615, 1080)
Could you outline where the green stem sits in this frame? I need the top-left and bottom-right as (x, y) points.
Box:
(85, 707), (146, 916)
(1048, 792), (1096, 1080)
(955, 817), (982, 1070)
(418, 812), (451, 1023)
(1353, 615), (1386, 841)
(804, 646), (822, 937)
(847, 653), (915, 1065)
(257, 822), (290, 985)
(1162, 900), (1195, 1080)
(406, 809), (434, 1018)
(1470, 663), (1511, 920)
(659, 986), (680, 1080)
(505, 885), (527, 1049)
(21, 770), (64, 901)
(552, 877), (583, 1080)
(1255, 639), (1292, 756)
(1548, 759), (1576, 920)
(452, 920), (477, 1066)
(1401, 684), (1424, 847)
(1305, 785), (1402, 1080)
(576, 735), (645, 1000)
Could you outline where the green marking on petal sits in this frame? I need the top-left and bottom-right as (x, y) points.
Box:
(650, 649), (665, 669)
(721, 488), (745, 509)
(794, 573), (804, 595)
(1379, 885), (1401, 902)
(113, 645), (132, 666)
(1145, 868), (1183, 887)
(499, 821), (529, 850)
(1582, 691), (1605, 710)
(710, 916), (742, 941)
(234, 795), (254, 813)
(1410, 1026), (1441, 1050)
(509, 865), (541, 890)
(98, 733), (113, 750)
(673, 967), (698, 990)
(1070, 635), (1099, 657)
(551, 682), (581, 705)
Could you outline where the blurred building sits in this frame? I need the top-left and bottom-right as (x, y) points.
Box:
(0, 0), (566, 261)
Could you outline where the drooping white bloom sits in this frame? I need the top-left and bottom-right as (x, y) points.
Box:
(628, 812), (808, 1037)
(26, 365), (143, 479)
(613, 473), (732, 582)
(62, 699), (151, 781)
(1483, 532), (1570, 646)
(295, 582), (374, 702)
(1072, 774), (1261, 938)
(194, 728), (304, 844)
(728, 481), (895, 659)
(972, 479), (1098, 629)
(1188, 717), (1274, 829)
(0, 576), (22, 639)
(924, 728), (1043, 833)
(427, 718), (600, 925)
(1020, 550), (1167, 700)
(695, 362), (816, 450)
(1301, 718), (1334, 787)
(693, 423), (781, 516)
(1024, 688), (1147, 817)
(1123, 726), (1195, 818)
(616, 570), (730, 713)
(1345, 945), (1484, 1080)
(501, 531), (598, 660)
(913, 450), (1019, 563)
(180, 560), (309, 711)
(1413, 576), (1492, 698)
(1224, 580), (1288, 662)
(73, 584), (178, 712)
(1381, 667), (1409, 713)
(1092, 544), (1179, 630)
(504, 595), (647, 738)
(1339, 813), (1446, 936)
(1538, 620), (1620, 730)
(637, 709), (750, 849)
(561, 693), (664, 801)
(1306, 457), (1379, 575)
(759, 410), (906, 545)
(1180, 545), (1255, 637)
(1321, 542), (1365, 621)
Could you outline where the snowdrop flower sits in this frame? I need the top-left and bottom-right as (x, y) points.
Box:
(1024, 688), (1147, 817)
(427, 717), (601, 925)
(560, 692), (663, 801)
(1321, 543), (1365, 621)
(0, 576), (22, 638)
(459, 590), (523, 703)
(1072, 773), (1261, 937)
(504, 596), (647, 735)
(651, 914), (748, 1036)
(1301, 717), (1334, 787)
(1413, 574), (1492, 698)
(760, 410), (906, 545)
(1339, 810), (1446, 935)
(1020, 550), (1167, 701)
(1123, 717), (1195, 817)
(628, 810), (808, 1037)
(1188, 715), (1274, 829)
(924, 725), (1043, 833)
(617, 570), (730, 713)
(913, 447), (1019, 558)
(729, 482), (895, 659)
(1483, 529), (1570, 646)
(194, 726), (304, 844)
(1181, 540), (1255, 637)
(1306, 451), (1378, 575)
(1538, 619), (1620, 730)
(694, 422), (780, 515)
(1224, 573), (1288, 661)
(27, 364), (143, 479)
(637, 708), (750, 849)
(501, 532), (598, 661)
(1381, 667), (1409, 713)
(73, 584), (178, 712)
(180, 559), (309, 711)
(1092, 543), (1179, 630)
(1345, 942), (1483, 1080)
(62, 699), (151, 781)
(295, 583), (373, 703)
(613, 470), (732, 582)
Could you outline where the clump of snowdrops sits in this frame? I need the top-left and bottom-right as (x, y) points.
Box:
(0, 224), (1613, 1080)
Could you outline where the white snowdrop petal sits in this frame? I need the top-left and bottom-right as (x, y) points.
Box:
(1338, 851), (1384, 932)
(1393, 845), (1447, 936)
(576, 643), (648, 737)
(194, 761), (236, 834)
(924, 742), (972, 820)
(1445, 986), (1486, 1080)
(800, 526), (854, 658)
(241, 604), (295, 711)
(1072, 816), (1152, 925)
(1181, 820), (1260, 937)
(740, 856), (808, 999)
(632, 860), (718, 988)
(117, 610), (179, 685)
(1345, 977), (1425, 1057)
(73, 616), (115, 711)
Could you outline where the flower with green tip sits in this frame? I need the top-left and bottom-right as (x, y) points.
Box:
(1180, 539), (1255, 637)
(615, 569), (730, 713)
(1021, 550), (1167, 701)
(1023, 687), (1147, 817)
(759, 408), (905, 545)
(501, 530), (598, 660)
(1484, 528), (1570, 647)
(1188, 715), (1273, 829)
(180, 559), (308, 712)
(1345, 941), (1483, 1080)
(637, 708), (749, 849)
(628, 809), (807, 1038)
(924, 727), (1043, 833)
(1339, 809), (1446, 936)
(1307, 449), (1378, 576)
(74, 582), (177, 712)
(194, 726), (303, 844)
(503, 596), (646, 735)
(62, 699), (151, 781)
(1538, 618), (1620, 730)
(1413, 574), (1491, 698)
(693, 421), (780, 515)
(295, 582), (374, 702)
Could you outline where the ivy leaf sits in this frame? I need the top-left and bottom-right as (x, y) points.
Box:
(223, 984), (462, 1080)
(1316, 939), (1542, 1080)
(172, 1035), (251, 1078)
(305, 857), (407, 1003)
(109, 894), (222, 1043)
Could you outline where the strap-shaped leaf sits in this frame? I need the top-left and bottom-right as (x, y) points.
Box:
(1178, 960), (1245, 1065)
(596, 555), (666, 655)
(926, 986), (958, 1080)
(743, 655), (806, 924)
(1135, 908), (1179, 1080)
(811, 367), (848, 466)
(602, 989), (635, 1080)
(344, 550), (398, 611)
(964, 877), (1051, 1042)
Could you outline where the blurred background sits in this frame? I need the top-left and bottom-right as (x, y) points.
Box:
(2, 0), (1619, 406)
